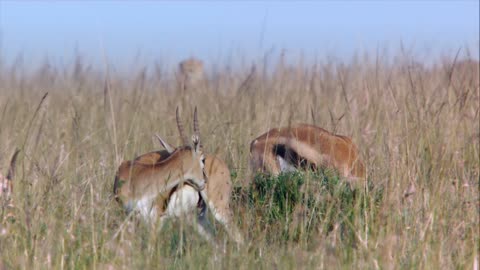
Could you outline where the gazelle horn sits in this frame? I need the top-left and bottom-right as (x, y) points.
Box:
(193, 107), (202, 149)
(193, 107), (199, 136)
(176, 107), (189, 145)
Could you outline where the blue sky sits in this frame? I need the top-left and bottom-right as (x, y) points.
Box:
(0, 1), (478, 68)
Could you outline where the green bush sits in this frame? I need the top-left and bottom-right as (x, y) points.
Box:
(238, 170), (383, 246)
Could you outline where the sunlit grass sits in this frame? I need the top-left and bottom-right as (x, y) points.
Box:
(0, 49), (478, 269)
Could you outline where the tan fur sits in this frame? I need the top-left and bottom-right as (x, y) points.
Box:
(113, 108), (243, 246)
(122, 149), (244, 245)
(114, 146), (205, 205)
(178, 57), (205, 91)
(250, 124), (366, 180)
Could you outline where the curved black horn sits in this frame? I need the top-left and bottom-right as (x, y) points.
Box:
(176, 107), (189, 145)
(193, 107), (203, 149)
(193, 107), (199, 137)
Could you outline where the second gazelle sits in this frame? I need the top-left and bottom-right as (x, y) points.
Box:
(250, 124), (366, 181)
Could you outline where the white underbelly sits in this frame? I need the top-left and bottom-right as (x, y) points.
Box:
(277, 155), (297, 173)
(135, 194), (158, 221)
(165, 185), (200, 218)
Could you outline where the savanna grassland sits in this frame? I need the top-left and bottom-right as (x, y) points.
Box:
(0, 48), (478, 269)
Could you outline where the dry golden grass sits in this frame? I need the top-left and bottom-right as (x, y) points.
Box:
(0, 49), (478, 269)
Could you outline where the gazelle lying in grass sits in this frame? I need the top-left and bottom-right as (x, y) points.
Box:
(1, 149), (20, 228)
(114, 108), (243, 246)
(250, 124), (366, 182)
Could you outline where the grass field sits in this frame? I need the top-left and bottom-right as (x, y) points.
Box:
(0, 49), (478, 269)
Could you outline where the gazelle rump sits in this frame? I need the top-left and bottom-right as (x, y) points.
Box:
(250, 124), (366, 181)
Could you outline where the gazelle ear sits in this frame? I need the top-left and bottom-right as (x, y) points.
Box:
(155, 134), (175, 154)
(192, 134), (201, 152)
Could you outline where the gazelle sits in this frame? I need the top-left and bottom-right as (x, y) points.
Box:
(114, 108), (208, 236)
(250, 124), (366, 181)
(1, 149), (20, 229)
(114, 108), (243, 246)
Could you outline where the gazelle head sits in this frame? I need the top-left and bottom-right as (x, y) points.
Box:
(156, 107), (202, 154)
(175, 135), (206, 191)
(155, 107), (207, 190)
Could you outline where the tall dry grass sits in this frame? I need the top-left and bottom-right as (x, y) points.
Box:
(0, 48), (478, 269)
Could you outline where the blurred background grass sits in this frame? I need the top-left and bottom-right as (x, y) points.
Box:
(0, 48), (478, 269)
